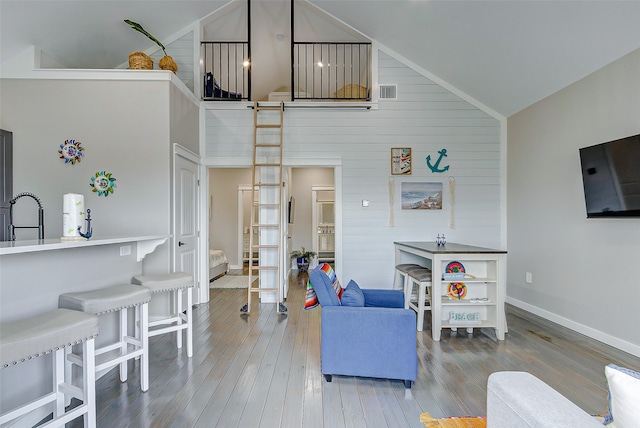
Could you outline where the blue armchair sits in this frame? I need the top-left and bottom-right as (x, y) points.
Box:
(308, 264), (418, 388)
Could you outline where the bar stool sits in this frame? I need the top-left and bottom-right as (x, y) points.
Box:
(0, 309), (99, 427)
(58, 284), (151, 391)
(406, 268), (433, 332)
(393, 263), (425, 291)
(131, 272), (194, 358)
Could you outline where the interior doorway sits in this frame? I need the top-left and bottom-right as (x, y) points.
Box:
(312, 186), (335, 264)
(208, 165), (339, 293)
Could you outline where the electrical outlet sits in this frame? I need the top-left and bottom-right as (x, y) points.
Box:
(525, 272), (533, 284)
(120, 245), (131, 256)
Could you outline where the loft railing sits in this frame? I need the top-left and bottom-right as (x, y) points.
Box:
(292, 42), (371, 101)
(200, 41), (371, 102)
(201, 41), (250, 101)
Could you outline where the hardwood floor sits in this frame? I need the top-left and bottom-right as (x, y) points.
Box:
(84, 271), (640, 427)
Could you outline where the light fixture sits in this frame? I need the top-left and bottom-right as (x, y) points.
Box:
(242, 60), (250, 67)
(317, 61), (323, 67)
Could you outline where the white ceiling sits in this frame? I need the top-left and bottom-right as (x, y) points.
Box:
(1, 0), (639, 117)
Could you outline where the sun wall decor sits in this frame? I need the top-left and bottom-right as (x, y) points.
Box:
(90, 171), (117, 197)
(58, 139), (84, 164)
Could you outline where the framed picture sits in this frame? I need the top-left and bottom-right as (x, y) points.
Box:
(401, 182), (443, 210)
(391, 148), (412, 175)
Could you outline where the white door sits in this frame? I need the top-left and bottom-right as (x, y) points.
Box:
(173, 150), (199, 301)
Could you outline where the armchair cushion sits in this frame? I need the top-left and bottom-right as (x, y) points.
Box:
(362, 289), (405, 308)
(341, 280), (365, 307)
(309, 263), (343, 307)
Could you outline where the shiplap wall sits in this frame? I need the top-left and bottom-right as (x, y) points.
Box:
(150, 31), (195, 92)
(204, 51), (502, 286)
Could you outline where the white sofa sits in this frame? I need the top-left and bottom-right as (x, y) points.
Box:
(487, 371), (603, 427)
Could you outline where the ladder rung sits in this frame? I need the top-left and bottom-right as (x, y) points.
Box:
(253, 266), (278, 271)
(256, 106), (283, 111)
(254, 163), (281, 167)
(252, 245), (279, 249)
(253, 183), (280, 187)
(253, 223), (279, 228)
(256, 143), (282, 147)
(249, 287), (278, 292)
(256, 124), (282, 129)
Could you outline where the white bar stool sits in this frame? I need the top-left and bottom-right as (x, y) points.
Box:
(58, 284), (151, 391)
(393, 263), (425, 291)
(131, 272), (194, 358)
(0, 309), (99, 427)
(406, 268), (432, 332)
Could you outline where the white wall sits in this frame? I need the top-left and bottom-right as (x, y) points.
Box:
(507, 48), (640, 356)
(204, 51), (503, 287)
(1, 79), (172, 241)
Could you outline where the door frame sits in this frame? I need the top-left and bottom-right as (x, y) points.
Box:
(205, 158), (343, 286)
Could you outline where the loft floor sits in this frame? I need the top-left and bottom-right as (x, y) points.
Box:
(78, 271), (640, 427)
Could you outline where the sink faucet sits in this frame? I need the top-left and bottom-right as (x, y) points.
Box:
(8, 192), (44, 240)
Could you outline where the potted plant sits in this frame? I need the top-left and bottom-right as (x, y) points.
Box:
(290, 247), (317, 272)
(124, 19), (178, 73)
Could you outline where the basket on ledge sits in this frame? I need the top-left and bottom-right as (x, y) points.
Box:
(159, 55), (178, 73)
(128, 51), (153, 70)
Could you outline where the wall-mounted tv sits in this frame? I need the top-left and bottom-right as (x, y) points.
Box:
(579, 134), (640, 218)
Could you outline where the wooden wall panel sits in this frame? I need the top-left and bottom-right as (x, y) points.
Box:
(204, 51), (502, 286)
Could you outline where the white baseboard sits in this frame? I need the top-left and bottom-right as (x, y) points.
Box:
(506, 297), (640, 358)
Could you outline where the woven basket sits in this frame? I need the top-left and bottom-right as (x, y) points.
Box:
(128, 51), (153, 70)
(159, 55), (178, 73)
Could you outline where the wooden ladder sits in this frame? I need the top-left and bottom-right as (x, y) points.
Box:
(241, 101), (287, 314)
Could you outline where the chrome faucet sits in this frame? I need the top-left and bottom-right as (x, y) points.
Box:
(8, 192), (44, 240)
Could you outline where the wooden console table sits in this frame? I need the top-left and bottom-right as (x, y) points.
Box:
(394, 241), (507, 341)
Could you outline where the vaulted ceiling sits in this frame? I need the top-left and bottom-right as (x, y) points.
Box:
(1, 0), (639, 117)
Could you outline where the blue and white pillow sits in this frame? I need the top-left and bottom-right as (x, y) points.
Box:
(604, 364), (640, 427)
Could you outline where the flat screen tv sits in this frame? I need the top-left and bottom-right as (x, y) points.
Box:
(579, 133), (640, 218)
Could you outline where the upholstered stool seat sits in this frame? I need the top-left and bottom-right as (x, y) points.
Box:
(131, 272), (194, 358)
(393, 263), (425, 292)
(0, 309), (98, 427)
(59, 284), (151, 391)
(406, 268), (433, 332)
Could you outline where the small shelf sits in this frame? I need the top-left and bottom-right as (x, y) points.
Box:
(440, 297), (497, 306)
(441, 320), (497, 329)
(442, 277), (496, 283)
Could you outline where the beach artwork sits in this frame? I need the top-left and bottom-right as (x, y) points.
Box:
(401, 182), (442, 210)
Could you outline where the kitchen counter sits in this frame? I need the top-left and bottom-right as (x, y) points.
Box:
(0, 235), (169, 261)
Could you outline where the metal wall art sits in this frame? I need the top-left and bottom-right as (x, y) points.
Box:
(58, 139), (84, 165)
(90, 171), (117, 197)
(426, 148), (449, 173)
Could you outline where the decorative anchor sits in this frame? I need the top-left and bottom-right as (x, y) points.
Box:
(426, 148), (450, 173)
(77, 208), (93, 239)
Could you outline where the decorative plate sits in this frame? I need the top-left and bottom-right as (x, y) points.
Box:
(58, 139), (84, 165)
(446, 261), (465, 273)
(90, 171), (116, 197)
(447, 282), (467, 299)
